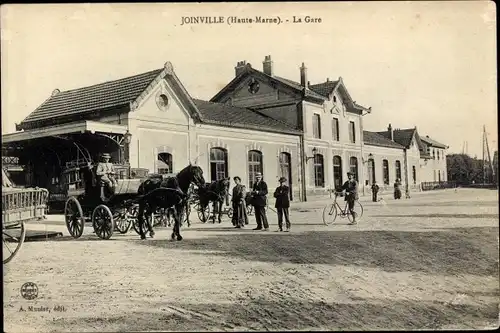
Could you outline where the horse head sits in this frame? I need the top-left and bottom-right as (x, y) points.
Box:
(177, 164), (205, 191)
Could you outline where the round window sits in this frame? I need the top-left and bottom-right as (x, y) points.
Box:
(156, 93), (169, 110)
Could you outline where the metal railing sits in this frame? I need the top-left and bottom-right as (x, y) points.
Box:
(421, 181), (457, 191)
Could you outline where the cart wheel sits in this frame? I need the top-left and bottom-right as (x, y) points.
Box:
(113, 209), (132, 234)
(3, 221), (26, 264)
(227, 207), (233, 218)
(92, 205), (114, 240)
(65, 197), (84, 238)
(132, 208), (152, 236)
(196, 204), (210, 223)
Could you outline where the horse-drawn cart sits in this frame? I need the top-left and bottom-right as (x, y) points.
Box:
(64, 163), (145, 240)
(2, 170), (49, 264)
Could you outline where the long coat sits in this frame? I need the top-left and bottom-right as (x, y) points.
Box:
(231, 184), (248, 225)
(273, 185), (290, 208)
(251, 180), (268, 207)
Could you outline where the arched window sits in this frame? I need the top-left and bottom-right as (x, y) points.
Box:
(333, 155), (342, 189)
(412, 166), (416, 184)
(395, 160), (402, 180)
(210, 147), (228, 181)
(314, 154), (325, 187)
(349, 157), (358, 181)
(158, 152), (173, 174)
(382, 159), (389, 185)
(248, 150), (263, 188)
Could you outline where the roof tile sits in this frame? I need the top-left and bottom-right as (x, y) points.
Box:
(363, 131), (404, 149)
(420, 135), (447, 148)
(192, 99), (301, 135)
(20, 68), (163, 125)
(376, 128), (415, 148)
(308, 81), (339, 97)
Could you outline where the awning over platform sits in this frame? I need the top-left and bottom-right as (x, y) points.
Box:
(2, 121), (128, 144)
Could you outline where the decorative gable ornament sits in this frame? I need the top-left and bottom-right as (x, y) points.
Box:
(248, 78), (260, 94)
(155, 91), (170, 111)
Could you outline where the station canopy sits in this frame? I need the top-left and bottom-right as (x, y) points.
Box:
(2, 120), (129, 167)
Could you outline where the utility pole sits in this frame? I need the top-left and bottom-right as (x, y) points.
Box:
(482, 125), (494, 185)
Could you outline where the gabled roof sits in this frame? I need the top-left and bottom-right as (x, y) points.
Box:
(376, 128), (416, 148)
(210, 64), (326, 104)
(272, 76), (328, 100)
(308, 80), (339, 98)
(192, 99), (301, 135)
(17, 63), (203, 131)
(363, 131), (405, 149)
(19, 68), (164, 128)
(420, 135), (448, 149)
(375, 127), (431, 159)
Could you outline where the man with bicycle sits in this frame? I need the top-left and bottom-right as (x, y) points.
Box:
(341, 171), (359, 225)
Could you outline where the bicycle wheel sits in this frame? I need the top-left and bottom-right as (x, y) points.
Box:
(347, 201), (364, 223)
(322, 204), (338, 225)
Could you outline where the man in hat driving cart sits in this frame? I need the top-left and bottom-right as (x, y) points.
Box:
(96, 153), (117, 195)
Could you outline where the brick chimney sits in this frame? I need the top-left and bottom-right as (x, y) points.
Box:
(388, 123), (394, 141)
(235, 60), (247, 77)
(262, 55), (273, 76)
(300, 62), (307, 88)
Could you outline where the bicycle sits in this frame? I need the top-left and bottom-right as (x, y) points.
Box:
(322, 191), (363, 225)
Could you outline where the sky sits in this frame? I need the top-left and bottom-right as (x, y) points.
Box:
(1, 2), (497, 158)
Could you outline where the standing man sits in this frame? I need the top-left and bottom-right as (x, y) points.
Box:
(96, 153), (117, 195)
(251, 172), (269, 231)
(341, 171), (359, 225)
(274, 177), (291, 232)
(371, 181), (380, 202)
(394, 178), (402, 200)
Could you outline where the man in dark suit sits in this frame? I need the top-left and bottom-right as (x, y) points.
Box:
(371, 181), (380, 202)
(251, 172), (269, 231)
(274, 177), (291, 232)
(341, 171), (359, 225)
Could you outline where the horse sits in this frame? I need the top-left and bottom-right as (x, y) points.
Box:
(197, 177), (230, 224)
(136, 164), (205, 241)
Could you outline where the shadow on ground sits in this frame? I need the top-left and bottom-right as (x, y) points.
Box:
(49, 297), (499, 331)
(372, 213), (498, 219)
(135, 227), (499, 277)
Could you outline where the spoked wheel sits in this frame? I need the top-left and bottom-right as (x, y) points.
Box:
(182, 205), (192, 227)
(227, 207), (233, 219)
(65, 197), (84, 238)
(246, 205), (254, 216)
(322, 204), (338, 225)
(92, 205), (114, 240)
(196, 204), (210, 223)
(132, 208), (153, 236)
(113, 209), (132, 234)
(154, 208), (169, 228)
(347, 201), (364, 223)
(3, 222), (26, 264)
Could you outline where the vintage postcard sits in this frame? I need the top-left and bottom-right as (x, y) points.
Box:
(2, 2), (498, 332)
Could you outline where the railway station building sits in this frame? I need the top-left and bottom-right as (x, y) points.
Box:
(2, 57), (448, 204)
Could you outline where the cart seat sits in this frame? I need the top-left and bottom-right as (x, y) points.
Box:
(113, 179), (143, 195)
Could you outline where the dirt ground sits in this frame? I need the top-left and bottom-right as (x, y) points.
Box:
(3, 188), (499, 332)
